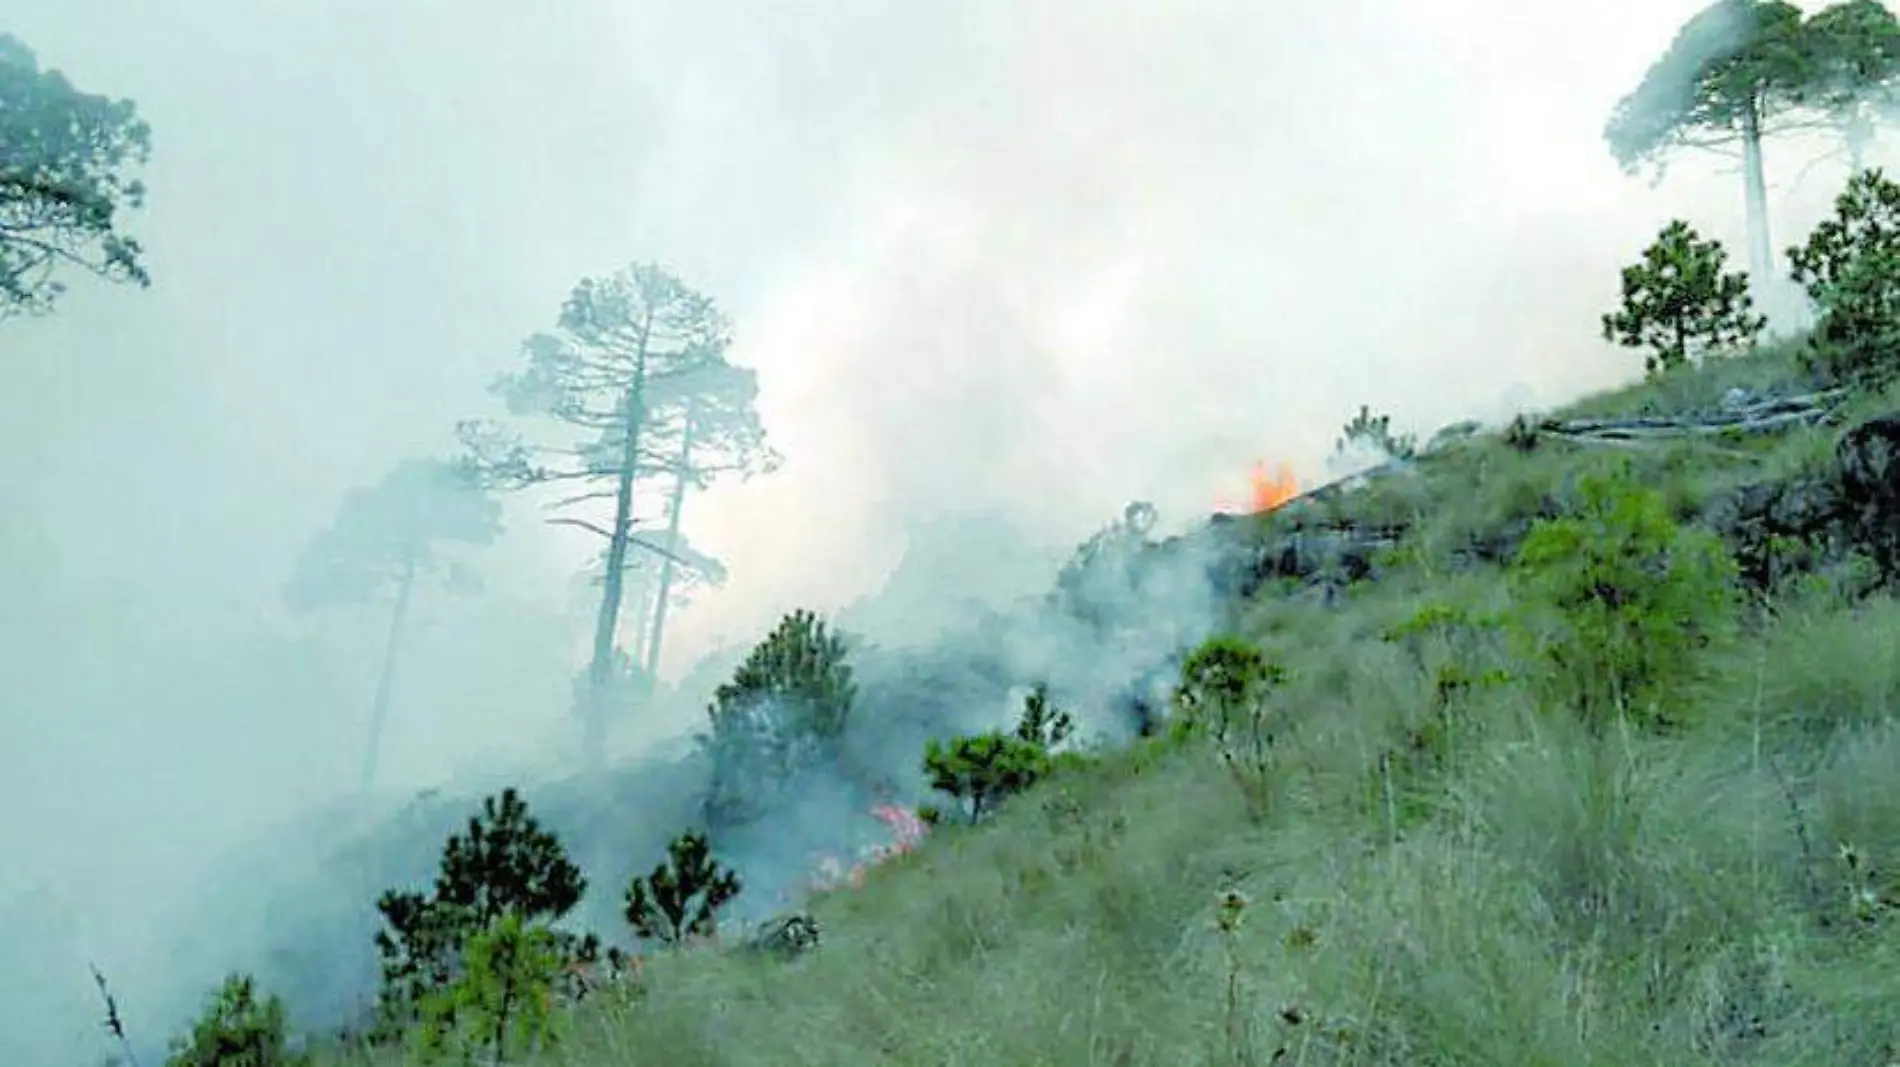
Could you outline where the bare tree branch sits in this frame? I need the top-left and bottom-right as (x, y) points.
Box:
(542, 489), (623, 510)
(88, 963), (141, 1067)
(546, 516), (618, 540)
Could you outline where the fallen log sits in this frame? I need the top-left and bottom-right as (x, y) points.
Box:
(1540, 388), (1849, 443)
(1547, 408), (1823, 441)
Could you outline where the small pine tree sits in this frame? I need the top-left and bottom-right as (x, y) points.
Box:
(1013, 682), (1074, 749)
(922, 732), (1051, 825)
(417, 913), (565, 1064)
(624, 830), (742, 949)
(922, 684), (1074, 825)
(165, 974), (308, 1067)
(372, 787), (585, 1035)
(434, 788), (588, 929)
(1335, 404), (1416, 461)
(701, 609), (857, 828)
(1509, 465), (1740, 731)
(1602, 219), (1765, 375)
(1171, 636), (1287, 822)
(1788, 167), (1900, 386)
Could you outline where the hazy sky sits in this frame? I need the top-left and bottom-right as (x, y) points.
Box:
(0, 0), (1885, 1058)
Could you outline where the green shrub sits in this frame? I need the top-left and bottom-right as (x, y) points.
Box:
(1789, 168), (1900, 387)
(417, 913), (565, 1064)
(1170, 635), (1288, 821)
(922, 684), (1075, 825)
(922, 732), (1052, 825)
(1602, 219), (1764, 375)
(623, 830), (742, 949)
(1379, 601), (1512, 769)
(1382, 602), (1511, 709)
(702, 609), (857, 829)
(165, 974), (308, 1067)
(1508, 466), (1740, 731)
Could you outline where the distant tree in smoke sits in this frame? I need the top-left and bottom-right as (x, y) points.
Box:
(1802, 0), (1900, 173)
(1051, 500), (1159, 633)
(576, 530), (729, 723)
(1334, 404), (1416, 462)
(285, 456), (502, 792)
(634, 358), (776, 678)
(700, 609), (858, 830)
(0, 33), (152, 319)
(454, 262), (778, 771)
(1605, 0), (1900, 292)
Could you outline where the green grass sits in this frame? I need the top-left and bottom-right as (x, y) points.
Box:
(1556, 337), (1815, 419)
(310, 353), (1900, 1067)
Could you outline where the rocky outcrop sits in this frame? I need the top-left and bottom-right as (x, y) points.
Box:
(739, 911), (823, 960)
(1836, 413), (1900, 579)
(1702, 410), (1900, 591)
(1194, 512), (1405, 603)
(1176, 403), (1900, 601)
(1703, 472), (1847, 591)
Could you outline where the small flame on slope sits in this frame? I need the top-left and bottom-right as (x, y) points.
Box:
(1250, 461), (1301, 512)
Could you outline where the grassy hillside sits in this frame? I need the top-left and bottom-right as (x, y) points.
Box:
(241, 333), (1900, 1067)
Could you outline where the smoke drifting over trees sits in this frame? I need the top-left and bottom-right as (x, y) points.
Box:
(9, 1), (1900, 1063)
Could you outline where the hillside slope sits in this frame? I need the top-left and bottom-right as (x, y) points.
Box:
(286, 340), (1900, 1067)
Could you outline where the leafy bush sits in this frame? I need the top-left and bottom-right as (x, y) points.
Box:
(1170, 636), (1288, 822)
(165, 974), (308, 1067)
(921, 684), (1075, 826)
(1379, 601), (1512, 770)
(623, 830), (742, 949)
(417, 913), (565, 1064)
(702, 609), (857, 828)
(1381, 602), (1511, 713)
(1602, 219), (1764, 375)
(1508, 466), (1740, 731)
(1788, 167), (1900, 387)
(1336, 404), (1417, 461)
(372, 787), (586, 1034)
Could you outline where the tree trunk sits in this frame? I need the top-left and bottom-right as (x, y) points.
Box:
(1846, 109), (1872, 175)
(493, 978), (514, 1064)
(1740, 96), (1774, 300)
(642, 405), (699, 677)
(582, 317), (653, 772)
(359, 555), (417, 793)
(625, 569), (655, 671)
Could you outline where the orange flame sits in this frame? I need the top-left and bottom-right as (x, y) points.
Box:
(1249, 461), (1301, 512)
